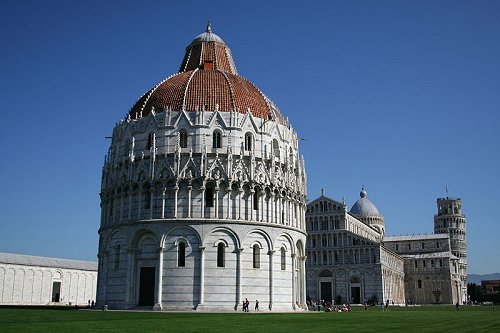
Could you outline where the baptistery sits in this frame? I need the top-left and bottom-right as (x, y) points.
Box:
(96, 24), (308, 311)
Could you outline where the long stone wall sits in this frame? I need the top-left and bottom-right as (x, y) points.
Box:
(0, 262), (97, 306)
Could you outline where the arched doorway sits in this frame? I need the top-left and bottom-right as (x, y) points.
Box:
(318, 270), (333, 303)
(350, 276), (361, 304)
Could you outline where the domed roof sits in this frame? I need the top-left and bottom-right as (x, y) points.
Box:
(128, 23), (285, 124)
(189, 22), (226, 45)
(350, 189), (382, 218)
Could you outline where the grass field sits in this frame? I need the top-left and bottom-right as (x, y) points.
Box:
(0, 306), (499, 333)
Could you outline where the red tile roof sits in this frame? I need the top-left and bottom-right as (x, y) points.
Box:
(128, 28), (285, 124)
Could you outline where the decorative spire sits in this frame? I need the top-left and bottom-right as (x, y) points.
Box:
(206, 21), (212, 33)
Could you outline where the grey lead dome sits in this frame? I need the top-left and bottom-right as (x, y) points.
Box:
(350, 189), (382, 218)
(190, 22), (225, 45)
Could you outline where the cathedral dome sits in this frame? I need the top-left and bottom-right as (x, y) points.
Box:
(350, 189), (382, 218)
(128, 23), (284, 124)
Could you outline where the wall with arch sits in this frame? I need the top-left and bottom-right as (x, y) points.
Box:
(0, 259), (97, 306)
(96, 221), (306, 311)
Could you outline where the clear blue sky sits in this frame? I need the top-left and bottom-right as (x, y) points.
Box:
(1, 0), (498, 274)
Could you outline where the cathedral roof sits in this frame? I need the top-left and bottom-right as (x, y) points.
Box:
(350, 189), (383, 218)
(383, 234), (449, 242)
(401, 252), (458, 260)
(0, 252), (98, 271)
(129, 23), (285, 124)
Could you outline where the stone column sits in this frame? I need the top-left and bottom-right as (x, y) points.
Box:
(301, 255), (307, 308)
(250, 188), (255, 221)
(214, 187), (219, 219)
(173, 185), (179, 218)
(99, 251), (109, 306)
(260, 189), (265, 222)
(154, 247), (164, 310)
(128, 188), (133, 220)
(120, 192), (124, 222)
(277, 195), (281, 224)
(268, 250), (275, 310)
(161, 188), (166, 218)
(187, 185), (192, 218)
(270, 192), (275, 223)
(226, 186), (232, 219)
(200, 187), (205, 218)
(149, 188), (154, 219)
(291, 253), (296, 310)
(237, 248), (244, 308)
(199, 246), (205, 305)
(125, 249), (134, 307)
(138, 190), (142, 220)
(238, 187), (243, 220)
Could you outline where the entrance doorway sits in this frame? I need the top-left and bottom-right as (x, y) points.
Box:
(350, 287), (361, 304)
(320, 282), (332, 303)
(433, 289), (441, 304)
(51, 282), (61, 302)
(138, 267), (155, 306)
(350, 276), (361, 304)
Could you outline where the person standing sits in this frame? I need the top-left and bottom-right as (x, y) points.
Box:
(255, 300), (259, 311)
(244, 298), (249, 312)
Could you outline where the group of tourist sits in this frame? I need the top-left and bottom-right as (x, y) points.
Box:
(308, 299), (352, 312)
(326, 304), (351, 312)
(242, 298), (259, 312)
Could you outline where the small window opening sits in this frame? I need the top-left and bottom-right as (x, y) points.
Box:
(217, 243), (225, 267)
(253, 244), (260, 268)
(179, 130), (188, 148)
(213, 131), (221, 148)
(253, 191), (259, 210)
(244, 133), (252, 151)
(280, 248), (286, 270)
(144, 187), (151, 209)
(147, 133), (154, 150)
(206, 187), (214, 207)
(114, 244), (120, 269)
(178, 242), (186, 267)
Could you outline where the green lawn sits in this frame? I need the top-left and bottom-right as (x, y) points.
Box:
(0, 306), (499, 333)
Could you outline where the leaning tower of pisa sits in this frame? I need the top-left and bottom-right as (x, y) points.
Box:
(434, 197), (467, 303)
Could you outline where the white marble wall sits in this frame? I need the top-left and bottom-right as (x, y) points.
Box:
(0, 263), (97, 306)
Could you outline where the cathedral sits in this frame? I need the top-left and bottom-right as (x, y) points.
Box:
(305, 189), (467, 305)
(96, 24), (308, 311)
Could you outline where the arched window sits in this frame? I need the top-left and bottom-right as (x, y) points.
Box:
(147, 132), (154, 150)
(272, 139), (280, 158)
(253, 244), (260, 268)
(114, 244), (120, 269)
(178, 242), (186, 267)
(144, 186), (151, 209)
(280, 248), (286, 270)
(212, 130), (222, 148)
(253, 191), (259, 210)
(417, 279), (422, 289)
(244, 132), (252, 151)
(217, 243), (225, 267)
(205, 186), (214, 207)
(179, 129), (188, 148)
